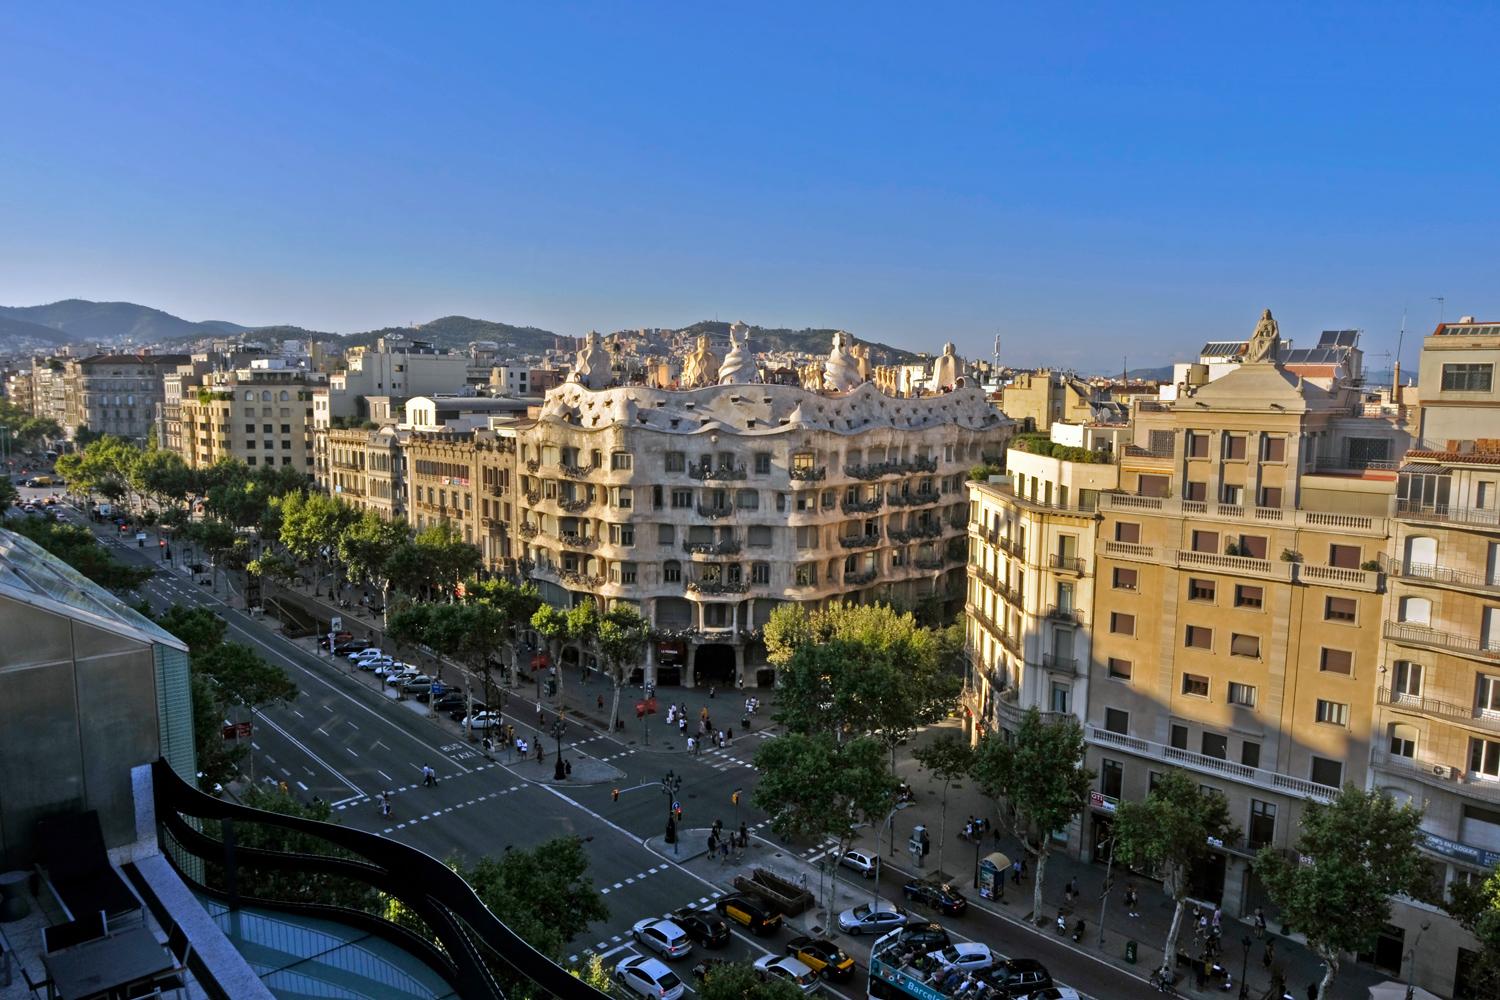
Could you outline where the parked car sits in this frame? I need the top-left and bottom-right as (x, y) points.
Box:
(715, 894), (783, 936)
(901, 880), (968, 916)
(631, 918), (693, 960)
(348, 648), (386, 662)
(321, 631), (353, 649)
(927, 943), (994, 973)
(875, 922), (951, 955)
(360, 656), (395, 673)
(1021, 988), (1080, 1000)
(383, 666), (419, 685)
(985, 959), (1053, 998)
(462, 712), (502, 731)
(333, 639), (371, 655)
(450, 700), (487, 722)
(752, 956), (819, 995)
(614, 956), (685, 1000)
(839, 849), (878, 878)
(671, 908), (730, 949)
(401, 675), (434, 694)
(784, 936), (854, 982)
(836, 901), (909, 935)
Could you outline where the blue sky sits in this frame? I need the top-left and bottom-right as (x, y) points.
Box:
(1, 3), (1496, 368)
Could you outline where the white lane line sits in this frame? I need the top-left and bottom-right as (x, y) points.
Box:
(279, 767), (291, 777)
(346, 747), (359, 757)
(250, 708), (363, 797)
(291, 710), (305, 718)
(377, 770), (392, 782)
(296, 781), (309, 791)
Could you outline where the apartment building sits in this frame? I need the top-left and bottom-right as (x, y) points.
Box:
(326, 424), (407, 520)
(517, 377), (1010, 688)
(5, 370), (34, 415)
(61, 353), (189, 444)
(964, 439), (1118, 744)
(175, 365), (323, 472)
(1375, 317), (1500, 995)
(1001, 370), (1097, 432)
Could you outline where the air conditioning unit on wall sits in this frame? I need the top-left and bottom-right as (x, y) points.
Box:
(1432, 764), (1455, 779)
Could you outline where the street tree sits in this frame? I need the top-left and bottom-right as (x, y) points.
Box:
(465, 577), (542, 686)
(5, 517), (153, 592)
(414, 520), (482, 599)
(699, 961), (807, 1000)
(187, 518), (238, 589)
(1256, 786), (1426, 998)
(338, 511), (407, 615)
(1112, 769), (1238, 981)
(912, 734), (975, 875)
(532, 602), (574, 698)
(1448, 864), (1500, 999)
(0, 475), (17, 510)
(970, 709), (1093, 922)
(753, 733), (898, 920)
(463, 836), (609, 960)
(277, 491), (356, 594)
(130, 447), (195, 511)
(596, 604), (650, 732)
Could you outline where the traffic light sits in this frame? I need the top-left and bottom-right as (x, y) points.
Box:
(612, 788), (620, 802)
(731, 791), (740, 806)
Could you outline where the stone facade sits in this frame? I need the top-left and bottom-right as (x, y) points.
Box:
(64, 353), (189, 444)
(176, 367), (322, 473)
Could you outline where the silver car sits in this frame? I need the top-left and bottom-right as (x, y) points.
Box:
(631, 917), (692, 960)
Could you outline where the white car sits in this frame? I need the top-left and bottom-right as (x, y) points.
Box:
(614, 955), (685, 1000)
(837, 901), (909, 935)
(462, 711), (502, 731)
(839, 849), (878, 878)
(1022, 989), (1080, 1000)
(349, 648), (386, 662)
(360, 656), (395, 673)
(631, 917), (692, 960)
(753, 955), (820, 994)
(383, 666), (419, 685)
(927, 943), (995, 972)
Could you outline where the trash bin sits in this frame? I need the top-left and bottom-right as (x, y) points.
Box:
(1124, 940), (1137, 964)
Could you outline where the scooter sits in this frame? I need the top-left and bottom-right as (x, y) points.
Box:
(1071, 918), (1086, 942)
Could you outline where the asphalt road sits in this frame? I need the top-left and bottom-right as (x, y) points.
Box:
(15, 483), (1161, 1000)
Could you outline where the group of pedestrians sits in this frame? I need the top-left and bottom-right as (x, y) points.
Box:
(707, 819), (749, 863)
(668, 703), (735, 752)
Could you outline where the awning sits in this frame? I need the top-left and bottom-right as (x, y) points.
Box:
(979, 851), (1011, 872)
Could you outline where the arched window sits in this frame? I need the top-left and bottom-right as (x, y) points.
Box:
(280, 390), (290, 401)
(1404, 535), (1437, 572)
(262, 391), (272, 402)
(663, 560), (682, 583)
(244, 391), (255, 401)
(1399, 596), (1432, 625)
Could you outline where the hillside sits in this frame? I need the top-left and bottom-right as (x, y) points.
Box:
(0, 299), (246, 343)
(673, 320), (923, 367)
(343, 316), (560, 353)
(0, 314), (74, 353)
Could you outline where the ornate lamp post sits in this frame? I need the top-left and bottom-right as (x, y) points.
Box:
(551, 716), (567, 780)
(1239, 934), (1251, 999)
(1404, 919), (1430, 1000)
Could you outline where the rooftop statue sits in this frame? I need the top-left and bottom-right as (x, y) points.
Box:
(1245, 309), (1281, 364)
(718, 324), (754, 385)
(681, 334), (720, 388)
(571, 330), (612, 387)
(933, 341), (961, 388)
(823, 330), (862, 393)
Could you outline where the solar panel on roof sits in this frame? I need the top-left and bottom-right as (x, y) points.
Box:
(1317, 330), (1359, 347)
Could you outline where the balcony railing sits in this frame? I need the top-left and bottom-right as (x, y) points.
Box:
(789, 466), (826, 482)
(686, 579), (750, 595)
(684, 538), (742, 555)
(1395, 499), (1500, 529)
(844, 569), (878, 586)
(1370, 747), (1500, 806)
(1049, 554), (1087, 574)
(1297, 562), (1383, 592)
(887, 491), (941, 508)
(688, 464), (747, 481)
(839, 533), (882, 549)
(696, 505), (734, 519)
(841, 497), (884, 514)
(1041, 654), (1078, 675)
(559, 462), (591, 479)
(558, 532), (597, 550)
(1102, 539), (1156, 561)
(1099, 492), (1387, 536)
(1382, 555), (1500, 595)
(913, 557), (944, 570)
(1174, 548), (1293, 582)
(559, 496), (592, 513)
(1045, 605), (1085, 626)
(844, 456), (939, 480)
(1377, 687), (1500, 735)
(1384, 620), (1500, 661)
(889, 523), (943, 543)
(1085, 726), (1336, 803)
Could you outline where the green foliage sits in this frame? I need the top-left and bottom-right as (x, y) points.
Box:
(246, 552), (299, 585)
(570, 952), (613, 994)
(463, 836), (609, 960)
(5, 515), (154, 591)
(1113, 770), (1239, 974)
(971, 710), (1092, 918)
(968, 462), (1004, 482)
(382, 521), (481, 600)
(157, 604), (228, 653)
(1009, 434), (1109, 464)
(1447, 865), (1500, 999)
(337, 511), (407, 587)
(913, 734), (975, 873)
(0, 476), (17, 510)
(767, 603), (962, 759)
(699, 960), (808, 1000)
(596, 604), (650, 729)
(277, 491), (357, 566)
(1255, 786), (1426, 997)
(131, 447), (194, 505)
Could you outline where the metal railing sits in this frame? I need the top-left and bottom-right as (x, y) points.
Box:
(1377, 687), (1500, 735)
(1085, 726), (1336, 803)
(1382, 555), (1500, 595)
(1395, 499), (1500, 530)
(1384, 621), (1500, 661)
(1049, 554), (1087, 574)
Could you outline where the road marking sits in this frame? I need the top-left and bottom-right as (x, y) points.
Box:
(346, 747), (359, 757)
(291, 710), (304, 718)
(250, 708), (364, 797)
(296, 781), (309, 791)
(279, 767), (291, 777)
(377, 770), (392, 782)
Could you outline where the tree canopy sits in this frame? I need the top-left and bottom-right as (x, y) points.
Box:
(462, 836), (609, 960)
(5, 516), (153, 592)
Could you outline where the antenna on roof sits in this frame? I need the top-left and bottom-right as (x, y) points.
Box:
(1431, 296), (1446, 326)
(992, 333), (1001, 372)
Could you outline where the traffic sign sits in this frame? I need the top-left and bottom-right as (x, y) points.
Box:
(330, 615), (343, 631)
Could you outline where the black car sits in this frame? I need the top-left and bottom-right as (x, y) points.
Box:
(714, 894), (782, 936)
(672, 908), (730, 949)
(900, 879), (968, 916)
(333, 639), (370, 655)
(449, 700), (487, 722)
(985, 958), (1052, 998)
(894, 921), (951, 953)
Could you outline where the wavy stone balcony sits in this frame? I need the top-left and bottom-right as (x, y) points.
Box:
(687, 464), (747, 481)
(684, 538), (742, 555)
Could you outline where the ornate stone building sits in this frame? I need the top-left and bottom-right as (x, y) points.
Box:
(517, 373), (1011, 688)
(175, 366), (322, 473)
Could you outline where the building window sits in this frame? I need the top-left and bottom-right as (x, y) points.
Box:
(754, 452), (772, 475)
(657, 524), (675, 545)
(1241, 740), (1261, 768)
(1101, 759), (1123, 799)
(1248, 800), (1277, 849)
(752, 562), (770, 584)
(1320, 648), (1353, 675)
(670, 489), (692, 509)
(1262, 436), (1286, 462)
(1170, 724), (1189, 750)
(1310, 756), (1343, 788)
(1188, 578), (1216, 602)
(1325, 596), (1358, 623)
(1184, 625), (1213, 650)
(1442, 363), (1494, 392)
(1237, 534), (1268, 559)
(1230, 633), (1260, 658)
(1183, 481), (1207, 502)
(1258, 486), (1283, 507)
(245, 423), (256, 433)
(1115, 522), (1141, 544)
(795, 563), (817, 587)
(1050, 684), (1070, 714)
(791, 451), (815, 473)
(1104, 708), (1129, 735)
(665, 451), (686, 473)
(608, 524), (635, 546)
(1107, 657), (1132, 680)
(1315, 699), (1349, 727)
(1389, 724), (1417, 759)
(1223, 434), (1247, 460)
(1392, 660), (1423, 697)
(1201, 732), (1228, 760)
(1479, 675), (1500, 715)
(1471, 738), (1500, 778)
(748, 525), (772, 548)
(1228, 681), (1257, 707)
(1113, 567), (1138, 590)
(1110, 612), (1135, 636)
(620, 562), (638, 584)
(1329, 543), (1362, 569)
(611, 452), (632, 470)
(736, 489), (759, 509)
(663, 560), (682, 583)
(1191, 530), (1219, 554)
(1186, 431), (1209, 459)
(1234, 584), (1263, 609)
(1181, 673), (1210, 697)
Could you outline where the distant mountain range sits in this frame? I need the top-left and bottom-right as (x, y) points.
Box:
(0, 299), (925, 366)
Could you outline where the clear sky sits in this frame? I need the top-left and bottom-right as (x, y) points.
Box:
(2, 3), (1496, 369)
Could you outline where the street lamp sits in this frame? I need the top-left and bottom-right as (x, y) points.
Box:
(662, 770), (683, 855)
(551, 716), (567, 781)
(1239, 934), (1251, 999)
(872, 804), (903, 908)
(1404, 919), (1430, 1000)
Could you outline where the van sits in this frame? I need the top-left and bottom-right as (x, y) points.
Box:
(96, 503), (114, 518)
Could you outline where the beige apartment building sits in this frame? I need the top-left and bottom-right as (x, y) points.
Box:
(62, 353), (189, 444)
(964, 440), (1118, 744)
(326, 424), (407, 520)
(517, 378), (1010, 688)
(175, 366), (322, 473)
(1001, 370), (1097, 432)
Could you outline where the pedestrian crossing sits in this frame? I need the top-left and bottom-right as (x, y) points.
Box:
(332, 760), (512, 811)
(599, 862), (673, 895)
(568, 889), (726, 964)
(380, 783), (525, 833)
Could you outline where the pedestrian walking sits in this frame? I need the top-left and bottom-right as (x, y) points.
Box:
(1124, 884), (1139, 917)
(1254, 907), (1267, 939)
(679, 717), (687, 736)
(716, 729), (725, 749)
(1063, 877), (1077, 903)
(687, 736), (696, 755)
(1212, 905), (1222, 931)
(738, 821), (748, 846)
(597, 694), (604, 712)
(422, 765), (435, 787)
(719, 839), (730, 862)
(1262, 939), (1275, 970)
(708, 684), (715, 698)
(1011, 860), (1022, 886)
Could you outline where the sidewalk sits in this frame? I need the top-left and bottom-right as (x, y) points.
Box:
(856, 720), (1381, 999)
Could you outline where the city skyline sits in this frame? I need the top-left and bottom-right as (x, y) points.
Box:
(4, 4), (1497, 367)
